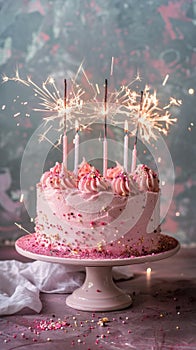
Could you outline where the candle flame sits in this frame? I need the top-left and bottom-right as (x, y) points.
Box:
(124, 120), (128, 133)
(75, 119), (80, 132)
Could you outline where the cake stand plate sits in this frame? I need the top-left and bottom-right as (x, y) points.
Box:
(15, 234), (180, 312)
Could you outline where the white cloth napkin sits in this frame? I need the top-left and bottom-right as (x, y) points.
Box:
(0, 260), (133, 315)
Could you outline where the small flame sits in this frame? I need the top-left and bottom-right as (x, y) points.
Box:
(75, 119), (80, 132)
(124, 120), (128, 133)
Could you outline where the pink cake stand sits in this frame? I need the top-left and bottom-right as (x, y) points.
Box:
(15, 234), (180, 312)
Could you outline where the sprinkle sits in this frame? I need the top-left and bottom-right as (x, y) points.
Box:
(98, 317), (109, 326)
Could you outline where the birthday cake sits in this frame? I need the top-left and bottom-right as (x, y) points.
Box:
(33, 160), (177, 258)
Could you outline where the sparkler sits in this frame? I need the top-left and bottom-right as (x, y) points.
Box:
(123, 85), (181, 143)
(2, 68), (181, 157)
(88, 73), (141, 128)
(103, 79), (108, 177)
(2, 69), (84, 131)
(62, 79), (68, 168)
(104, 78), (108, 139)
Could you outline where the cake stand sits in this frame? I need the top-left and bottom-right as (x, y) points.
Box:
(15, 234), (180, 312)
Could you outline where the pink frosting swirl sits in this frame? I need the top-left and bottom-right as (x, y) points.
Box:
(40, 162), (77, 190)
(78, 159), (100, 180)
(78, 169), (110, 193)
(106, 161), (124, 180)
(132, 164), (159, 192)
(111, 172), (132, 196)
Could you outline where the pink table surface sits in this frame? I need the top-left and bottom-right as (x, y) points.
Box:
(0, 244), (196, 350)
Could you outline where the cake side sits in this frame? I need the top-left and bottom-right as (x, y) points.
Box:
(33, 161), (172, 258)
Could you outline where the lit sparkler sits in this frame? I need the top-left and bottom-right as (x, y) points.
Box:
(89, 73), (141, 125)
(2, 69), (84, 130)
(2, 69), (181, 144)
(122, 85), (182, 143)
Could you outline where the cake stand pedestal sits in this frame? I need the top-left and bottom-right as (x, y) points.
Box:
(15, 235), (180, 312)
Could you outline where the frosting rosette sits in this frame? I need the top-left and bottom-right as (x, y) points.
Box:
(111, 172), (132, 196)
(106, 161), (124, 180)
(132, 164), (159, 192)
(78, 168), (110, 193)
(78, 158), (99, 180)
(40, 162), (77, 190)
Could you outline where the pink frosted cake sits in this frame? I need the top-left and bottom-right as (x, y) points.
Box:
(33, 160), (177, 258)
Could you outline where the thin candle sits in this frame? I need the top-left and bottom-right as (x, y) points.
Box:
(123, 120), (129, 171)
(131, 90), (143, 173)
(63, 79), (68, 168)
(103, 78), (108, 178)
(74, 120), (80, 175)
(104, 78), (108, 139)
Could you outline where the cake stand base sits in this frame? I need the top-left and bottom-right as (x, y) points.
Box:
(15, 234), (180, 312)
(66, 266), (132, 311)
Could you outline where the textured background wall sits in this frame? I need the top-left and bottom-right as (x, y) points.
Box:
(0, 0), (195, 244)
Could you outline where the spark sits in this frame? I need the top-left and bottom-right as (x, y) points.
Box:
(15, 222), (31, 234)
(89, 74), (141, 127)
(38, 125), (53, 142)
(39, 131), (62, 151)
(20, 193), (24, 203)
(13, 112), (21, 118)
(122, 85), (181, 142)
(95, 84), (100, 94)
(110, 56), (114, 76)
(162, 74), (169, 86)
(188, 88), (194, 95)
(3, 68), (181, 145)
(3, 69), (85, 131)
